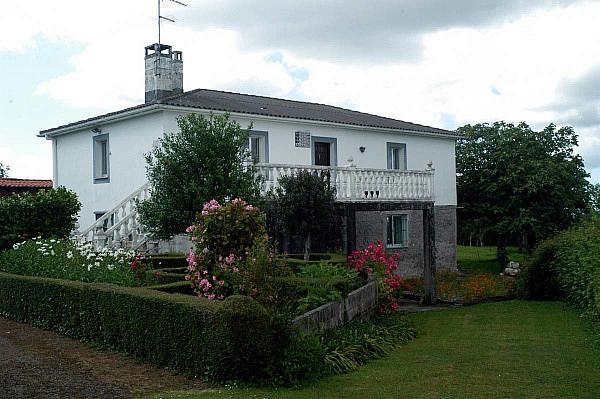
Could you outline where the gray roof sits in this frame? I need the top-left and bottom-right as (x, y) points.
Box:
(40, 88), (460, 137)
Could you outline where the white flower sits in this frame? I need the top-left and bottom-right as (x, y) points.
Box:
(50, 250), (55, 256)
(107, 264), (114, 271)
(87, 264), (93, 271)
(66, 251), (73, 259)
(95, 261), (100, 267)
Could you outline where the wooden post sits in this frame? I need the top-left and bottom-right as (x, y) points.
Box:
(422, 204), (437, 305)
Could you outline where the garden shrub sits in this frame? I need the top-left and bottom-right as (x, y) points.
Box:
(0, 238), (155, 286)
(0, 188), (80, 251)
(348, 241), (402, 313)
(0, 272), (292, 383)
(517, 218), (600, 317)
(186, 198), (272, 299)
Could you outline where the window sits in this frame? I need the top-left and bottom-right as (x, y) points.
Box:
(386, 214), (408, 247)
(387, 143), (406, 170)
(245, 131), (269, 163)
(93, 134), (110, 183)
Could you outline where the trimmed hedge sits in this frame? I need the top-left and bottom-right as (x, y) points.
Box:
(0, 272), (283, 382)
(517, 218), (600, 317)
(0, 188), (80, 251)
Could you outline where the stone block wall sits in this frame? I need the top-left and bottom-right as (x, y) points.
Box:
(292, 278), (378, 333)
(348, 202), (457, 277)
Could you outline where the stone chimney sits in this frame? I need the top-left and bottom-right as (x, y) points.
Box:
(144, 43), (183, 103)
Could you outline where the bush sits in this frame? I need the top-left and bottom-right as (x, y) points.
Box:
(137, 113), (261, 239)
(0, 272), (290, 383)
(185, 198), (272, 299)
(0, 238), (155, 287)
(0, 188), (80, 251)
(517, 218), (600, 317)
(348, 241), (402, 313)
(267, 170), (338, 260)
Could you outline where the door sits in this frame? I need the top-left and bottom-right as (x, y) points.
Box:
(314, 142), (331, 166)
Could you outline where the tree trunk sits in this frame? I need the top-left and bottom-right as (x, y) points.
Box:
(303, 232), (312, 261)
(497, 236), (508, 267)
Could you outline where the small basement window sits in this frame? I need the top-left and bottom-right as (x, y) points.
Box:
(93, 134), (110, 183)
(386, 214), (408, 248)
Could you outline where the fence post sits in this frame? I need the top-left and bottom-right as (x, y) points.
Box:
(422, 203), (437, 305)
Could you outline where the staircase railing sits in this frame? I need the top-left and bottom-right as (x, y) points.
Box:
(77, 182), (151, 250)
(78, 162), (435, 250)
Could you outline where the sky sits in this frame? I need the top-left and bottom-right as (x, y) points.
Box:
(1, 0), (599, 182)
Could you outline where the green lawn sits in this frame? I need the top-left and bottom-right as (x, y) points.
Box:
(457, 245), (528, 274)
(152, 301), (600, 399)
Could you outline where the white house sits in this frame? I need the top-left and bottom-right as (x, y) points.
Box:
(38, 44), (461, 276)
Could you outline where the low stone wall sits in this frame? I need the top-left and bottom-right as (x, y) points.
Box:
(292, 277), (378, 333)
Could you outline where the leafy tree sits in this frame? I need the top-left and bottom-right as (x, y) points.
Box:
(138, 113), (261, 239)
(590, 183), (600, 216)
(268, 170), (336, 260)
(0, 162), (9, 178)
(457, 121), (590, 262)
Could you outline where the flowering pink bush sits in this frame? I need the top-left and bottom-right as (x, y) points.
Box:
(348, 241), (402, 313)
(185, 198), (271, 300)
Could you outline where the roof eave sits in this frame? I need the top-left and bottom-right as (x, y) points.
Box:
(37, 104), (162, 138)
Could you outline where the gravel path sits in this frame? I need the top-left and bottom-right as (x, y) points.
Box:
(0, 317), (209, 398)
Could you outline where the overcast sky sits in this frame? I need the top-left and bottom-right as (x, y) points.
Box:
(1, 0), (599, 182)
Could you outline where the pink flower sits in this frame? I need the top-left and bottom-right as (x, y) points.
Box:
(185, 225), (196, 233)
(233, 267), (240, 273)
(224, 253), (235, 265)
(207, 294), (216, 300)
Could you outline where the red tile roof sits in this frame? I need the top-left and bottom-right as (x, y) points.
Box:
(0, 178), (53, 188)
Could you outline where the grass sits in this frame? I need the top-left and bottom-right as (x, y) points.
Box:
(457, 245), (528, 274)
(152, 301), (600, 399)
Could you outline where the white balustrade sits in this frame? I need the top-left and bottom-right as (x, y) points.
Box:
(77, 182), (151, 250)
(79, 163), (434, 250)
(255, 163), (434, 202)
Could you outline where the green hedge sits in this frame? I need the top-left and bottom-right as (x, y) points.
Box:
(517, 218), (600, 317)
(0, 188), (80, 251)
(0, 272), (285, 382)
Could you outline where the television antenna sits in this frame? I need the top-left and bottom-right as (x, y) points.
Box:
(157, 0), (187, 49)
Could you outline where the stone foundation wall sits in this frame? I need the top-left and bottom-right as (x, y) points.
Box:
(435, 206), (457, 271)
(350, 203), (457, 277)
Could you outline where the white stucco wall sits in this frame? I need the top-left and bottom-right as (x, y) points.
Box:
(52, 108), (457, 230)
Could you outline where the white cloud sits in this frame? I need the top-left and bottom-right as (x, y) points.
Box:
(3, 0), (600, 182)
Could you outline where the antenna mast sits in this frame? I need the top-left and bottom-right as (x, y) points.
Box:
(154, 0), (187, 101)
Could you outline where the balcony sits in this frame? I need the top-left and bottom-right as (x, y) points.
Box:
(255, 163), (434, 202)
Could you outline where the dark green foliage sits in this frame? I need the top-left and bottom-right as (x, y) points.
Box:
(0, 188), (80, 251)
(137, 113), (261, 239)
(0, 272), (293, 383)
(0, 161), (8, 178)
(590, 183), (600, 216)
(267, 170), (337, 260)
(457, 122), (590, 253)
(320, 314), (416, 374)
(516, 219), (600, 317)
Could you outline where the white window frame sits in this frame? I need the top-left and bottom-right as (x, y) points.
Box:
(386, 213), (409, 248)
(93, 133), (110, 183)
(246, 130), (269, 164)
(387, 142), (407, 170)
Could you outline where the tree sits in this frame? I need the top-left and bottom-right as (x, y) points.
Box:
(590, 183), (600, 216)
(138, 113), (261, 239)
(457, 121), (590, 262)
(0, 162), (9, 178)
(268, 170), (337, 260)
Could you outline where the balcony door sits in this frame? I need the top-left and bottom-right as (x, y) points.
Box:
(311, 136), (337, 167)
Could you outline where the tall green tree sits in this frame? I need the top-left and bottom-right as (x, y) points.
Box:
(0, 162), (9, 178)
(457, 121), (590, 262)
(590, 183), (600, 216)
(268, 170), (337, 260)
(138, 113), (261, 239)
